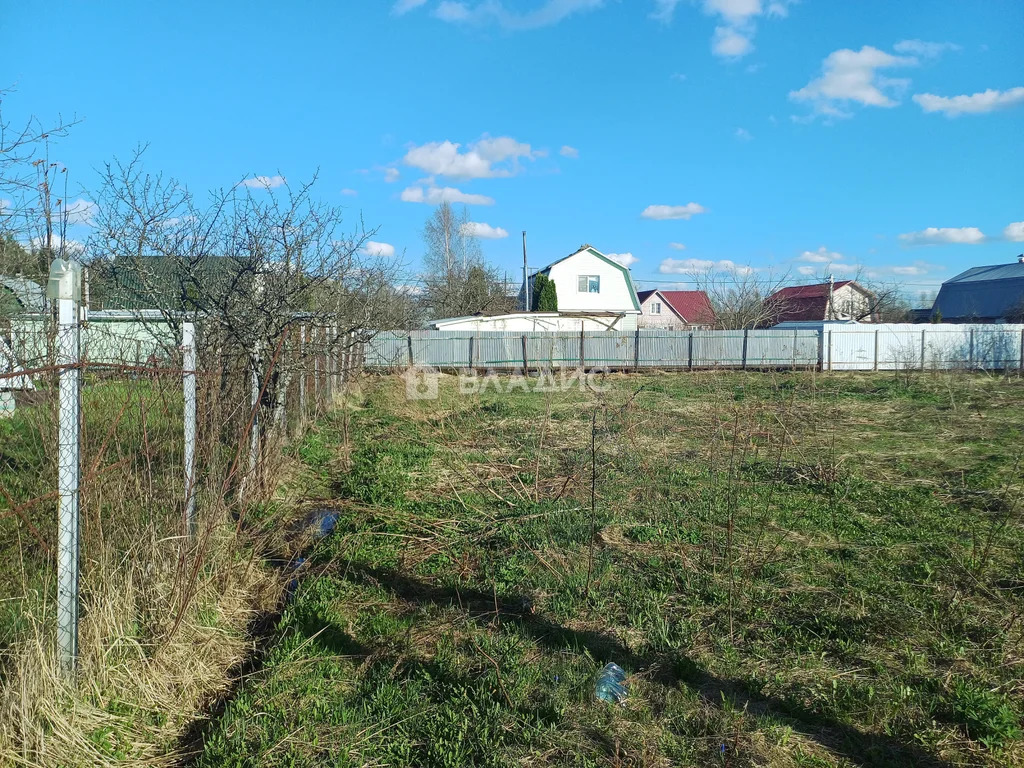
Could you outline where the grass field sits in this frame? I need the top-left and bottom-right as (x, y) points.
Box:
(195, 370), (1024, 767)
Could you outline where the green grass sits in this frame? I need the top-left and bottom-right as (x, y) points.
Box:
(195, 371), (1024, 767)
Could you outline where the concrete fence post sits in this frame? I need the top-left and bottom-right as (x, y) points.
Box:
(687, 331), (694, 371)
(921, 328), (927, 371)
(634, 329), (640, 372)
(1019, 328), (1024, 373)
(182, 322), (197, 539)
(968, 328), (975, 370)
(298, 324), (306, 419)
(522, 334), (529, 372)
(873, 328), (879, 371)
(55, 267), (81, 675)
(578, 328), (585, 370)
(827, 330), (833, 372)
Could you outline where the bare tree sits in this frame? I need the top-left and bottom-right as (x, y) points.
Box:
(420, 203), (512, 319)
(689, 267), (791, 329)
(87, 149), (404, 477)
(0, 89), (81, 263)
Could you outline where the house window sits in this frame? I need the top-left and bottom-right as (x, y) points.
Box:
(650, 302), (661, 314)
(577, 275), (600, 293)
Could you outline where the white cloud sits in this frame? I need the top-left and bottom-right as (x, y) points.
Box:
(461, 221), (509, 239)
(712, 25), (753, 58)
(790, 46), (917, 118)
(340, 188), (358, 197)
(671, 72), (687, 81)
(660, 257), (753, 275)
(384, 167), (401, 183)
(705, 0), (762, 24)
(362, 241), (396, 258)
(400, 184), (495, 205)
(892, 39), (959, 58)
(898, 226), (986, 245)
(403, 136), (539, 180)
(734, 127), (752, 141)
(641, 203), (707, 220)
(669, 242), (686, 250)
(913, 87), (1024, 117)
(606, 252), (638, 267)
(797, 262), (858, 276)
(560, 145), (579, 158)
(1004, 221), (1024, 242)
(392, 0), (428, 14)
(700, 0), (796, 60)
(62, 198), (97, 226)
(241, 174), (287, 189)
(862, 260), (944, 279)
(650, 0), (682, 23)
(798, 246), (843, 263)
(433, 0), (603, 30)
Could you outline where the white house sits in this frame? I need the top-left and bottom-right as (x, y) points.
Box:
(636, 289), (716, 330)
(427, 245), (642, 332)
(527, 245), (641, 330)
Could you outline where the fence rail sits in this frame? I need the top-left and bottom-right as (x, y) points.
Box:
(364, 325), (1024, 372)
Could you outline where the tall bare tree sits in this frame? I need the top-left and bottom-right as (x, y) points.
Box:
(420, 202), (512, 319)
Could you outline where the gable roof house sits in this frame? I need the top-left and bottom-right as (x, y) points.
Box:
(931, 257), (1024, 322)
(766, 280), (878, 325)
(430, 245), (642, 331)
(637, 289), (716, 330)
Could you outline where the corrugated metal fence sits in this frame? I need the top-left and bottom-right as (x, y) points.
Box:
(364, 325), (1024, 372)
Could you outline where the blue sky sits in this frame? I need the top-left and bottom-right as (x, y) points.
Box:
(4, 0), (1023, 300)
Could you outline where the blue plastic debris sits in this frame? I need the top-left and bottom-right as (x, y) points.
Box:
(594, 662), (629, 704)
(311, 509), (339, 538)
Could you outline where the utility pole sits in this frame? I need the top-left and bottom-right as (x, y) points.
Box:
(522, 231), (529, 312)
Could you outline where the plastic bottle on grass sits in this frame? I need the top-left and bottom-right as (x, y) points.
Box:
(594, 663), (628, 704)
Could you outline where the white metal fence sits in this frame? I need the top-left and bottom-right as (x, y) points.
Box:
(364, 325), (1024, 372)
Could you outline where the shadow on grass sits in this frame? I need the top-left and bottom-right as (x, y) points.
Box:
(341, 563), (954, 768)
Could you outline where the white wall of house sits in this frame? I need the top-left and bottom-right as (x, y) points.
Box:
(638, 292), (686, 330)
(830, 284), (873, 321)
(544, 249), (640, 317)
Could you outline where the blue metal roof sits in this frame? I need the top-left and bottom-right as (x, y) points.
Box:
(933, 260), (1024, 321)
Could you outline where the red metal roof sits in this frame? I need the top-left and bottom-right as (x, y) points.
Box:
(766, 281), (857, 323)
(770, 281), (853, 300)
(638, 289), (716, 325)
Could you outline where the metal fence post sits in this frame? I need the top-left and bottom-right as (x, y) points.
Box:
(182, 322), (197, 539)
(742, 329), (749, 370)
(687, 331), (693, 371)
(53, 260), (81, 674)
(468, 335), (475, 369)
(921, 328), (927, 371)
(522, 334), (529, 372)
(1019, 328), (1024, 373)
(827, 330), (833, 372)
(968, 328), (975, 370)
(578, 328), (585, 369)
(407, 334), (414, 367)
(873, 328), (879, 371)
(634, 329), (640, 371)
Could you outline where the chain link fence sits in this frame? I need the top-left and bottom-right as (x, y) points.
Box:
(0, 308), (362, 674)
